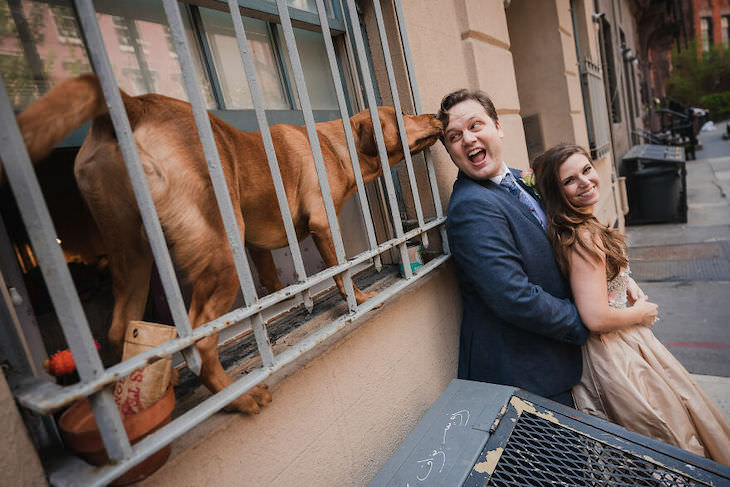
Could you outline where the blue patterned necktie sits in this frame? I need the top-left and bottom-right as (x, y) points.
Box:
(500, 172), (546, 229)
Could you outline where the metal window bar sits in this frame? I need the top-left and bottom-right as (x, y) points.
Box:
(369, 0), (428, 249)
(0, 76), (131, 463)
(343, 0), (413, 278)
(2, 0), (449, 484)
(392, 0), (448, 255)
(275, 0), (358, 311)
(314, 0), (383, 273)
(74, 0), (204, 381)
(162, 0), (275, 365)
(583, 58), (611, 159)
(226, 0), (314, 312)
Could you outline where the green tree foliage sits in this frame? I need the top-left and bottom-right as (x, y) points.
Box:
(666, 40), (730, 120)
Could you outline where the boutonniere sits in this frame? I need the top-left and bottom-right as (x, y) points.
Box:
(520, 169), (539, 197)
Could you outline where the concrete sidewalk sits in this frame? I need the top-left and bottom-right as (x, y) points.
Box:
(625, 120), (730, 420)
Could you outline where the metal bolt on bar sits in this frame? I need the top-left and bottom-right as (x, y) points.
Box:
(73, 0), (203, 376)
(392, 0), (449, 255)
(343, 0), (413, 278)
(227, 0), (315, 313)
(162, 0), (274, 367)
(276, 0), (358, 311)
(314, 0), (383, 273)
(0, 74), (131, 461)
(370, 0), (428, 249)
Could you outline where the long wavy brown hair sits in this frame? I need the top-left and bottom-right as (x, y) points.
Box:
(532, 143), (627, 280)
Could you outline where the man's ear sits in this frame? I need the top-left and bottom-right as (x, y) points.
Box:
(353, 116), (378, 157)
(496, 119), (504, 139)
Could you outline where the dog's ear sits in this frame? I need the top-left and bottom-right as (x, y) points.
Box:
(352, 114), (378, 158)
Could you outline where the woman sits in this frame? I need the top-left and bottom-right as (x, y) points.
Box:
(533, 143), (730, 464)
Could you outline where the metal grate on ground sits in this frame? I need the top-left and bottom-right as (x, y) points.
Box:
(630, 258), (730, 282)
(487, 412), (705, 486)
(464, 391), (728, 487)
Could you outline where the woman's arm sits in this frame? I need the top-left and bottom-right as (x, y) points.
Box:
(568, 243), (658, 333)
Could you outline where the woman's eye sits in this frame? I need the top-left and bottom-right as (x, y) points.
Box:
(470, 121), (482, 130)
(563, 178), (573, 185)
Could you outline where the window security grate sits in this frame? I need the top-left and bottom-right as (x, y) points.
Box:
(0, 0), (447, 484)
(488, 411), (706, 487)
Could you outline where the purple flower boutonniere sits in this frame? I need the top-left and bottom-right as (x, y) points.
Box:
(520, 169), (539, 197)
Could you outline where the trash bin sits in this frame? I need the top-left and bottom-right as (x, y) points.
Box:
(621, 144), (687, 225)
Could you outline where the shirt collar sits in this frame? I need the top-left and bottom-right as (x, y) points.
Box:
(489, 162), (510, 185)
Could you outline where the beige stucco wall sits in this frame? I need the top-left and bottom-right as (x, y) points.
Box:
(0, 371), (47, 487)
(507, 0), (590, 152)
(141, 265), (461, 487)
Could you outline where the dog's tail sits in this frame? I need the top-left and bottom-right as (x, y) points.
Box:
(15, 73), (127, 162)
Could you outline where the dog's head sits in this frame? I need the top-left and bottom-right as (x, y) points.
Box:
(351, 106), (441, 169)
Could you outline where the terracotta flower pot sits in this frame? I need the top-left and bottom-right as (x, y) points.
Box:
(59, 385), (175, 486)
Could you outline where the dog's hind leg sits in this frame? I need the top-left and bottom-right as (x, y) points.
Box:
(180, 222), (271, 414)
(248, 245), (282, 294)
(75, 141), (153, 356)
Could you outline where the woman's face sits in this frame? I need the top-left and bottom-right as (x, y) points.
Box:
(558, 153), (600, 210)
(443, 99), (504, 181)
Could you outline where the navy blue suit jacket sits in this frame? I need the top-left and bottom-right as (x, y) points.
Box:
(446, 169), (590, 399)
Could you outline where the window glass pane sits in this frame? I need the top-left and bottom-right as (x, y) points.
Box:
(276, 25), (338, 110)
(280, 0), (335, 17)
(701, 17), (711, 51)
(93, 0), (214, 107)
(199, 8), (287, 109)
(0, 0), (91, 110)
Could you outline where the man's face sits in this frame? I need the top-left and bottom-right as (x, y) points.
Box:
(443, 99), (504, 180)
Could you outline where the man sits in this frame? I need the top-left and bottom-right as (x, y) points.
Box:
(439, 89), (589, 406)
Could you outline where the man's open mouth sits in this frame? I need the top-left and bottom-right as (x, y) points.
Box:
(468, 148), (486, 164)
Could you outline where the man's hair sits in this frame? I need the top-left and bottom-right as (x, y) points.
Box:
(436, 89), (499, 142)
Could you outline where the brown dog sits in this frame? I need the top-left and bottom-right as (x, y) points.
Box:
(15, 74), (441, 413)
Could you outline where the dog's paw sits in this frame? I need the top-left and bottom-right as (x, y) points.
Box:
(223, 384), (272, 414)
(250, 383), (272, 407)
(355, 289), (377, 305)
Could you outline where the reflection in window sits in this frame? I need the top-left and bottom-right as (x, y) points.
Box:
(722, 16), (728, 48)
(199, 9), (288, 109)
(285, 0), (334, 16)
(701, 17), (712, 51)
(51, 4), (82, 43)
(276, 25), (339, 110)
(94, 0), (213, 105)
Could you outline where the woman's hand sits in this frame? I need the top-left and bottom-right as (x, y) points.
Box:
(633, 300), (659, 327)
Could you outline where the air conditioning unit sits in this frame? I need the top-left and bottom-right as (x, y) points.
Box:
(370, 379), (730, 486)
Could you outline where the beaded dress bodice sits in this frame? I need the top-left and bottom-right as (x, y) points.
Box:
(607, 267), (629, 309)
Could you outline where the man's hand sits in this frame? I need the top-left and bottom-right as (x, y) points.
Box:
(627, 277), (646, 306)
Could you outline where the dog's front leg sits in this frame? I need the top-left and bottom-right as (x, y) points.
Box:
(310, 224), (374, 305)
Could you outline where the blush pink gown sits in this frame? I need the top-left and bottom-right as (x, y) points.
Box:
(572, 268), (730, 465)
